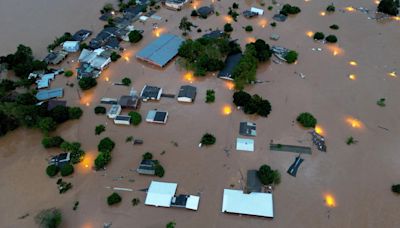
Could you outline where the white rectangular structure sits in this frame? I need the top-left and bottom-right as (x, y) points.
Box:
(186, 195), (200, 210)
(107, 105), (122, 119)
(250, 7), (264, 15)
(236, 138), (254, 152)
(222, 189), (274, 218)
(145, 181), (178, 207)
(63, 41), (80, 52)
(113, 115), (131, 125)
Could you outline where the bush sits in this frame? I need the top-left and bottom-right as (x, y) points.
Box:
(68, 107), (83, 119)
(270, 22), (277, 27)
(46, 165), (59, 177)
(244, 25), (253, 32)
(201, 133), (216, 145)
(110, 52), (121, 62)
(233, 91), (251, 107)
(280, 4), (301, 16)
(155, 163), (165, 177)
(35, 208), (62, 228)
(392, 184), (400, 193)
(296, 112), (317, 128)
(166, 221), (176, 228)
(326, 4), (335, 12)
(79, 77), (97, 90)
(206, 90), (215, 103)
(284, 51), (298, 64)
(50, 106), (70, 123)
(37, 117), (57, 134)
(329, 24), (339, 30)
(232, 3), (239, 9)
(191, 10), (198, 16)
(94, 106), (106, 114)
(42, 136), (64, 148)
(224, 23), (233, 32)
(378, 0), (399, 16)
(257, 164), (280, 185)
(98, 137), (115, 152)
(95, 125), (106, 135)
(122, 77), (131, 86)
(60, 164), (74, 177)
(94, 151), (111, 170)
(377, 98), (386, 107)
(346, 136), (356, 145)
(325, 35), (338, 43)
(131, 198), (140, 206)
(313, 32), (325, 40)
(128, 30), (143, 43)
(64, 70), (73, 77)
(142, 152), (153, 160)
(107, 192), (122, 205)
(128, 111), (142, 126)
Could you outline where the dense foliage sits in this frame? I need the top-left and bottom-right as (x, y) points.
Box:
(296, 112), (317, 128)
(326, 4), (336, 12)
(95, 137), (115, 170)
(60, 141), (85, 164)
(280, 4), (301, 16)
(35, 208), (62, 228)
(60, 164), (74, 177)
(95, 124), (106, 135)
(284, 51), (298, 64)
(46, 165), (59, 177)
(47, 32), (73, 51)
(224, 23), (233, 32)
(128, 111), (142, 126)
(205, 90), (215, 103)
(98, 137), (115, 152)
(128, 30), (143, 43)
(201, 133), (216, 145)
(122, 77), (131, 86)
(94, 106), (106, 114)
(257, 164), (281, 185)
(313, 32), (325, 40)
(325, 35), (338, 43)
(142, 152), (153, 160)
(233, 91), (272, 117)
(79, 77), (97, 90)
(42, 136), (64, 148)
(378, 0), (399, 16)
(107, 192), (122, 205)
(392, 184), (400, 193)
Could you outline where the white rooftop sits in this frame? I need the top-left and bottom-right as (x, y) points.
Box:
(236, 138), (254, 152)
(186, 195), (200, 210)
(250, 7), (264, 15)
(145, 181), (177, 207)
(222, 189), (274, 218)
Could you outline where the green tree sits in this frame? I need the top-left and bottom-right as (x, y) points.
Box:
(155, 162), (165, 177)
(35, 208), (62, 228)
(110, 52), (121, 62)
(128, 30), (143, 43)
(326, 4), (335, 12)
(179, 17), (195, 35)
(42, 136), (64, 148)
(191, 10), (198, 16)
(68, 107), (83, 119)
(224, 23), (233, 32)
(95, 151), (111, 169)
(46, 165), (59, 177)
(201, 133), (216, 145)
(50, 106), (69, 123)
(107, 192), (122, 205)
(313, 32), (325, 40)
(329, 24), (339, 30)
(392, 184), (400, 193)
(142, 152), (153, 160)
(244, 25), (253, 32)
(122, 77), (131, 86)
(60, 164), (74, 177)
(206, 90), (215, 103)
(233, 91), (251, 107)
(325, 35), (338, 43)
(79, 77), (97, 90)
(37, 117), (57, 134)
(257, 164), (280, 185)
(94, 106), (106, 114)
(166, 222), (176, 228)
(98, 137), (115, 152)
(296, 112), (317, 128)
(378, 0), (399, 16)
(128, 111), (142, 125)
(95, 125), (106, 135)
(284, 51), (298, 64)
(16, 93), (38, 105)
(64, 70), (73, 77)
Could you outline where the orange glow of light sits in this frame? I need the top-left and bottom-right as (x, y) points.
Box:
(153, 28), (165, 37)
(77, 152), (95, 174)
(324, 193), (337, 208)
(374, 0), (380, 5)
(346, 117), (363, 129)
(183, 72), (194, 83)
(349, 61), (358, 66)
(80, 92), (94, 106)
(388, 71), (397, 77)
(105, 77), (109, 82)
(306, 31), (314, 38)
(304, 0), (311, 2)
(326, 45), (344, 56)
(393, 16), (400, 21)
(225, 81), (235, 90)
(124, 56), (130, 62)
(246, 37), (256, 43)
(348, 74), (356, 80)
(81, 223), (94, 228)
(192, 1), (199, 10)
(315, 125), (325, 136)
(222, 105), (232, 115)
(345, 6), (355, 12)
(224, 15), (233, 23)
(320, 11), (326, 16)
(259, 19), (268, 28)
(85, 102), (90, 107)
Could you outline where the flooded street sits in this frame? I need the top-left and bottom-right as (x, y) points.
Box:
(1, 0), (400, 227)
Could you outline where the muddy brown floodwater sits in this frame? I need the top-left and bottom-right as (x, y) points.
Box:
(1, 0), (400, 228)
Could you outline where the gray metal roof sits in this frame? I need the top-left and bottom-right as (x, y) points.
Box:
(239, 122), (256, 136)
(136, 34), (184, 67)
(36, 88), (63, 101)
(218, 53), (243, 79)
(178, 85), (196, 99)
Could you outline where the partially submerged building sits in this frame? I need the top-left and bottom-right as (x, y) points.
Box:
(72, 29), (92, 42)
(177, 85), (196, 103)
(62, 41), (80, 52)
(246, 170), (262, 193)
(218, 53), (243, 80)
(236, 138), (255, 152)
(197, 6), (214, 18)
(137, 159), (157, 175)
(77, 48), (111, 79)
(49, 152), (71, 167)
(114, 115), (131, 125)
(43, 51), (68, 65)
(202, 30), (225, 39)
(118, 95), (140, 109)
(145, 181), (200, 211)
(136, 34), (184, 67)
(164, 0), (189, 10)
(239, 122), (256, 137)
(47, 100), (67, 111)
(146, 110), (168, 124)
(36, 73), (56, 89)
(36, 88), (63, 101)
(222, 189), (274, 218)
(140, 85), (162, 101)
(107, 104), (122, 119)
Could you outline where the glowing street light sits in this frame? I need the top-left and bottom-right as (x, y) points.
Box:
(225, 81), (235, 90)
(388, 71), (397, 77)
(222, 105), (232, 115)
(324, 193), (337, 208)
(306, 31), (314, 38)
(320, 11), (326, 16)
(348, 74), (356, 80)
(346, 117), (363, 129)
(315, 125), (325, 136)
(345, 6), (356, 12)
(349, 61), (358, 66)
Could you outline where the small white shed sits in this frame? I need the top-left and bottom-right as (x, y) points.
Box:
(250, 7), (264, 15)
(107, 105), (122, 119)
(114, 115), (131, 125)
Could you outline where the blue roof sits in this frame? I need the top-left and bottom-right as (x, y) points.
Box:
(36, 88), (64, 100)
(136, 34), (184, 67)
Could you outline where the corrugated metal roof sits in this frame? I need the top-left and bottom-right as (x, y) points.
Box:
(136, 34), (184, 67)
(35, 88), (63, 100)
(145, 181), (177, 207)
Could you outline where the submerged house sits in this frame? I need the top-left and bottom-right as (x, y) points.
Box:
(114, 115), (131, 125)
(49, 152), (71, 167)
(36, 88), (63, 101)
(140, 85), (162, 101)
(146, 110), (168, 124)
(118, 95), (140, 109)
(107, 104), (122, 119)
(145, 181), (200, 211)
(77, 48), (111, 79)
(62, 41), (80, 52)
(222, 189), (274, 218)
(177, 85), (196, 103)
(72, 29), (92, 41)
(218, 53), (243, 80)
(239, 122), (256, 137)
(136, 34), (184, 67)
(137, 159), (157, 175)
(164, 0), (189, 10)
(43, 51), (68, 65)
